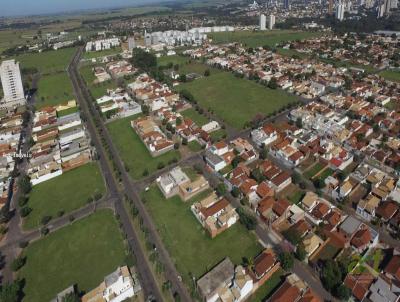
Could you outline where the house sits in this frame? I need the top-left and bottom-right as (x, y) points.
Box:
(367, 275), (400, 302)
(269, 273), (322, 302)
(344, 272), (375, 302)
(356, 194), (381, 221)
(248, 249), (280, 288)
(302, 233), (324, 258)
(251, 124), (278, 147)
(350, 226), (373, 252)
(157, 166), (209, 201)
(205, 150), (226, 172)
(191, 193), (239, 238)
(82, 266), (141, 302)
(197, 258), (253, 302)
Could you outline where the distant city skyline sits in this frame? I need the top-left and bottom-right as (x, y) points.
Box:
(1, 0), (179, 17)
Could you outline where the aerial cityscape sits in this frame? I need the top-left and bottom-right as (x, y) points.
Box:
(0, 0), (399, 301)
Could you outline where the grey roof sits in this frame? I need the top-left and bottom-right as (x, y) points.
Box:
(50, 285), (76, 302)
(368, 276), (400, 302)
(197, 257), (234, 299)
(339, 215), (362, 236)
(105, 268), (121, 287)
(57, 112), (80, 124)
(60, 138), (89, 158)
(205, 150), (224, 166)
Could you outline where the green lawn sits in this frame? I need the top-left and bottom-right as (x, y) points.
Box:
(178, 72), (297, 129)
(210, 129), (227, 142)
(36, 72), (74, 108)
(288, 191), (305, 205)
(106, 116), (180, 180)
(19, 210), (126, 302)
(188, 140), (203, 152)
(249, 269), (285, 302)
(23, 163), (106, 230)
(57, 106), (79, 117)
(180, 62), (220, 76)
(181, 108), (209, 126)
(79, 65), (117, 99)
(14, 47), (76, 74)
(143, 186), (262, 289)
(317, 168), (334, 181)
(379, 70), (400, 82)
(304, 162), (325, 180)
(319, 57), (377, 73)
(277, 48), (311, 59)
(83, 47), (122, 59)
(208, 30), (324, 48)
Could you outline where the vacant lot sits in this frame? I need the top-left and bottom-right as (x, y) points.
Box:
(157, 55), (189, 67)
(23, 163), (105, 230)
(36, 72), (74, 108)
(249, 269), (285, 302)
(181, 108), (210, 126)
(143, 186), (262, 289)
(83, 47), (122, 59)
(379, 70), (400, 82)
(19, 210), (126, 302)
(14, 47), (76, 74)
(209, 30), (324, 48)
(178, 72), (297, 129)
(107, 116), (180, 180)
(304, 162), (325, 180)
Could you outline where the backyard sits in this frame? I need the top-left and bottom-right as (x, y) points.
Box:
(106, 115), (180, 180)
(208, 30), (324, 48)
(177, 72), (297, 129)
(19, 210), (126, 302)
(142, 185), (262, 291)
(23, 163), (105, 230)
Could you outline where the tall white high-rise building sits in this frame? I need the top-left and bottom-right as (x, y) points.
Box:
(128, 36), (136, 51)
(0, 59), (26, 108)
(268, 15), (276, 30)
(335, 1), (345, 20)
(260, 14), (267, 31)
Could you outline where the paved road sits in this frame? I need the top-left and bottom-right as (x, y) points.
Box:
(69, 47), (187, 302)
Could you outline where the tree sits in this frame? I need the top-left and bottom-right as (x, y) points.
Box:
(231, 156), (242, 168)
(295, 242), (307, 261)
(178, 74), (187, 82)
(18, 175), (31, 194)
(204, 69), (210, 77)
(141, 104), (150, 116)
(20, 206), (32, 218)
(236, 207), (257, 230)
(260, 148), (268, 160)
(321, 259), (342, 292)
(251, 168), (265, 183)
(130, 48), (157, 71)
(334, 285), (351, 300)
(296, 117), (303, 128)
(216, 183), (226, 196)
(278, 252), (294, 270)
(283, 228), (302, 245)
(11, 256), (26, 272)
(0, 280), (22, 302)
(62, 292), (80, 302)
(268, 77), (278, 89)
(231, 187), (240, 198)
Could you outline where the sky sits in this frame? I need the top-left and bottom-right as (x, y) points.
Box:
(1, 0), (174, 17)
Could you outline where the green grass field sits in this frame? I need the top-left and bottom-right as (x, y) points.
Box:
(79, 65), (117, 99)
(158, 55), (220, 76)
(209, 30), (324, 48)
(143, 185), (262, 289)
(36, 72), (74, 108)
(19, 210), (126, 302)
(177, 72), (297, 129)
(83, 47), (122, 59)
(14, 47), (76, 74)
(23, 163), (106, 230)
(107, 115), (180, 180)
(379, 70), (400, 82)
(181, 108), (210, 126)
